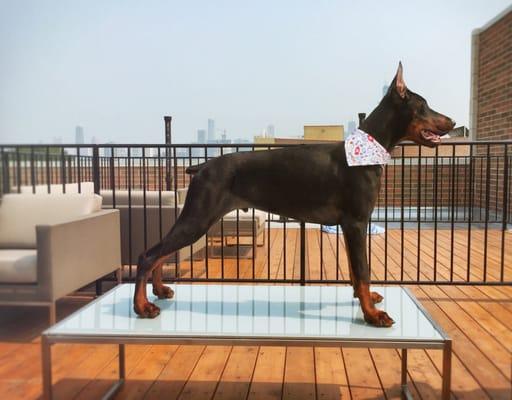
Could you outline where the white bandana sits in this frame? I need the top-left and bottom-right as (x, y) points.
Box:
(345, 129), (391, 166)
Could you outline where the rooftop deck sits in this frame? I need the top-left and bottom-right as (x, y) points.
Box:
(176, 227), (511, 284)
(0, 228), (511, 399)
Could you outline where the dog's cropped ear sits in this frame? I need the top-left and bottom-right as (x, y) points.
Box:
(394, 61), (407, 98)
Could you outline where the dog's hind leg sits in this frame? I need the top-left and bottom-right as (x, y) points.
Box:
(134, 242), (169, 318)
(341, 218), (393, 327)
(134, 214), (216, 317)
(134, 184), (235, 318)
(152, 263), (172, 299)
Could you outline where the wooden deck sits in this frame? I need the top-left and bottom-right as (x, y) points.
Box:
(0, 228), (511, 399)
(177, 227), (512, 284)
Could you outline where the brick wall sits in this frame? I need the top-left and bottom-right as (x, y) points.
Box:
(472, 8), (512, 220)
(375, 163), (470, 209)
(474, 10), (512, 142)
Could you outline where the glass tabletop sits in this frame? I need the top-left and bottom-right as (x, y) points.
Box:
(46, 284), (445, 342)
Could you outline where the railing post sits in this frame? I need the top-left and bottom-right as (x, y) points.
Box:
(358, 113), (366, 126)
(500, 144), (509, 282)
(164, 116), (172, 191)
(501, 145), (509, 231)
(300, 221), (306, 286)
(92, 145), (102, 295)
(92, 146), (100, 194)
(1, 151), (10, 194)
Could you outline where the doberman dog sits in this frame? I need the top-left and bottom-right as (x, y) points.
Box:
(133, 62), (455, 327)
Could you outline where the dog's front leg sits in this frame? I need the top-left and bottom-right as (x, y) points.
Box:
(341, 219), (394, 327)
(344, 246), (383, 305)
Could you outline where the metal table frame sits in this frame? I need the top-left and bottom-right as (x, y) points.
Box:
(41, 286), (451, 400)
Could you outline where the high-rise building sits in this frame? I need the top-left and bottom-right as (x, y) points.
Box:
(266, 124), (275, 138)
(219, 131), (232, 153)
(207, 119), (215, 141)
(197, 129), (206, 143)
(75, 126), (84, 144)
(347, 121), (356, 135)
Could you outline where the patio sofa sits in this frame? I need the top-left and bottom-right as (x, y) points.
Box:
(18, 183), (206, 266)
(100, 189), (206, 266)
(0, 193), (121, 324)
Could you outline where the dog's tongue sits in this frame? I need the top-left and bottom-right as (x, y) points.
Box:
(422, 130), (441, 143)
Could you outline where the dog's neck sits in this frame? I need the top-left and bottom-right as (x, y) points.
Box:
(359, 98), (410, 152)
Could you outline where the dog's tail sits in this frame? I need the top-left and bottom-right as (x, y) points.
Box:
(185, 162), (207, 175)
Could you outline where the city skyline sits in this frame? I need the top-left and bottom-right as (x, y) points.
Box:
(69, 118), (272, 145)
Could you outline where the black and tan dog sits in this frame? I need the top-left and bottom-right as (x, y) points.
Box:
(133, 63), (455, 327)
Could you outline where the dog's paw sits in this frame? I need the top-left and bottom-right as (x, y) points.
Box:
(134, 301), (161, 318)
(370, 291), (384, 304)
(153, 285), (174, 299)
(364, 310), (395, 327)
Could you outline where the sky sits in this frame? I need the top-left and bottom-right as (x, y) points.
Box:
(0, 0), (510, 144)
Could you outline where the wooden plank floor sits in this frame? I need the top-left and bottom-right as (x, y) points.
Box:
(175, 227), (512, 284)
(0, 228), (511, 399)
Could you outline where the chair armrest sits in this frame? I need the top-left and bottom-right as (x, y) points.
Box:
(36, 209), (121, 301)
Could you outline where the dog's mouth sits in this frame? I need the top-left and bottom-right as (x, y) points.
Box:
(420, 129), (447, 146)
(421, 129), (441, 143)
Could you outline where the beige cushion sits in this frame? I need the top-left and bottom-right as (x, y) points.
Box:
(222, 209), (267, 226)
(0, 194), (102, 248)
(20, 182), (95, 194)
(209, 209), (266, 237)
(0, 249), (37, 283)
(100, 190), (176, 207)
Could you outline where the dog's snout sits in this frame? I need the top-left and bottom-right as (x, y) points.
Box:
(450, 119), (456, 127)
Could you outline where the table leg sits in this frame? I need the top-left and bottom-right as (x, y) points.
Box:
(102, 344), (126, 399)
(442, 340), (452, 400)
(401, 348), (407, 386)
(400, 348), (413, 399)
(119, 344), (126, 379)
(41, 336), (52, 400)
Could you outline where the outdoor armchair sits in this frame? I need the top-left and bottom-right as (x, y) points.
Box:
(0, 193), (121, 325)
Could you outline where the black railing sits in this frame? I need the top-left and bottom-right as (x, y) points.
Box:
(1, 141), (511, 286)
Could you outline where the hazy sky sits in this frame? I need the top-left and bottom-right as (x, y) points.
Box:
(0, 1), (510, 144)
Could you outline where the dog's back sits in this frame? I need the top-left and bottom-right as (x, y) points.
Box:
(184, 142), (380, 224)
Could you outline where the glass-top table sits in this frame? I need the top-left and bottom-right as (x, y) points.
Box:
(41, 284), (452, 399)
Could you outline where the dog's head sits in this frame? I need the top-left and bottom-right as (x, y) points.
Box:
(385, 62), (455, 148)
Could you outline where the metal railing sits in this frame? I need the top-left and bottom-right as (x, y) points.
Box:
(1, 141), (511, 286)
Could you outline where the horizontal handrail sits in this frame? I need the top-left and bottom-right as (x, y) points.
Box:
(1, 139), (512, 148)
